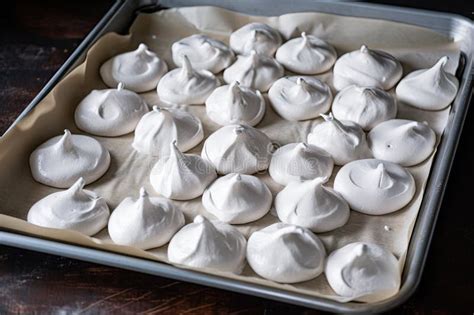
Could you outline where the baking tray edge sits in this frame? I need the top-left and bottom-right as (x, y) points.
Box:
(1, 0), (473, 313)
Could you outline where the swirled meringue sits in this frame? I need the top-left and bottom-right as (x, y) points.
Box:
(202, 173), (272, 224)
(229, 22), (282, 56)
(205, 81), (265, 126)
(332, 86), (397, 130)
(30, 130), (110, 188)
(172, 34), (235, 73)
(201, 124), (272, 174)
(368, 119), (436, 167)
(108, 188), (185, 250)
(132, 106), (203, 157)
(74, 83), (149, 137)
(268, 76), (332, 121)
(269, 142), (333, 186)
(168, 215), (247, 273)
(275, 32), (337, 74)
(325, 242), (400, 302)
(307, 113), (371, 165)
(223, 50), (284, 92)
(150, 142), (217, 200)
(333, 45), (402, 91)
(100, 44), (168, 93)
(396, 56), (459, 110)
(157, 56), (220, 105)
(27, 178), (109, 236)
(334, 159), (416, 215)
(275, 178), (350, 233)
(247, 223), (326, 283)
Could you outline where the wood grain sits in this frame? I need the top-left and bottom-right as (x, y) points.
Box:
(0, 1), (473, 314)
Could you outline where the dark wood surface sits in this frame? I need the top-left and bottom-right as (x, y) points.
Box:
(1, 1), (473, 314)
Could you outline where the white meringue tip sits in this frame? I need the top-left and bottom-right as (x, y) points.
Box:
(298, 142), (308, 149)
(320, 112), (334, 121)
(376, 162), (386, 172)
(139, 187), (148, 198)
(63, 129), (71, 136)
(230, 80), (240, 88)
(296, 77), (305, 85)
(152, 105), (160, 112)
(250, 49), (258, 56)
(294, 226), (305, 234)
(117, 82), (124, 91)
(181, 55), (193, 75)
(301, 31), (307, 39)
(437, 56), (449, 68)
(384, 225), (392, 231)
(71, 177), (86, 191)
(138, 43), (148, 52)
(360, 44), (369, 53)
(355, 243), (369, 256)
(234, 173), (242, 181)
(233, 125), (246, 135)
(194, 215), (206, 223)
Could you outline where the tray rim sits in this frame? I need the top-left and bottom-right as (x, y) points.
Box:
(1, 0), (473, 313)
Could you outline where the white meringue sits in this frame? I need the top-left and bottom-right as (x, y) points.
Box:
(27, 178), (109, 236)
(275, 178), (350, 233)
(202, 173), (272, 224)
(307, 113), (371, 165)
(325, 242), (400, 302)
(150, 142), (217, 200)
(368, 119), (436, 167)
(168, 215), (247, 273)
(275, 32), (337, 74)
(268, 76), (332, 121)
(396, 56), (459, 110)
(333, 45), (402, 91)
(132, 106), (203, 157)
(201, 124), (272, 175)
(172, 34), (235, 73)
(223, 50), (284, 92)
(157, 56), (220, 105)
(29, 130), (110, 188)
(206, 81), (266, 127)
(100, 44), (168, 93)
(269, 142), (333, 186)
(229, 22), (282, 56)
(108, 188), (185, 250)
(74, 83), (149, 137)
(334, 159), (416, 215)
(332, 86), (397, 130)
(246, 223), (326, 283)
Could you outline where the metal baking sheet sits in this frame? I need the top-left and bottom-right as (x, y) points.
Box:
(0, 0), (472, 313)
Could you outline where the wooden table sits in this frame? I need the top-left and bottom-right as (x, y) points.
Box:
(1, 1), (473, 313)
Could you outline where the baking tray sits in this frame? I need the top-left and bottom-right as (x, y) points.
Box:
(0, 0), (472, 313)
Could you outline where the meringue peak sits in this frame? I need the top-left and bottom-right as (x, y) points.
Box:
(108, 188), (185, 249)
(100, 44), (168, 92)
(30, 131), (111, 188)
(396, 56), (458, 110)
(168, 215), (247, 273)
(334, 159), (415, 215)
(333, 45), (402, 90)
(268, 76), (332, 121)
(180, 55), (194, 79)
(202, 173), (272, 224)
(368, 119), (436, 166)
(27, 177), (110, 235)
(56, 129), (74, 152)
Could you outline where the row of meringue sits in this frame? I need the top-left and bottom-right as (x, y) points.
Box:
(27, 184), (399, 301)
(308, 114), (436, 167)
(99, 37), (458, 111)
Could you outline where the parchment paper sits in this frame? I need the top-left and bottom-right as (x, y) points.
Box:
(0, 6), (461, 303)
